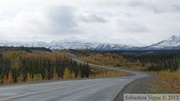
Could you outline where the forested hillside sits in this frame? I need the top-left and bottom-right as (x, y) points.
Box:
(0, 51), (90, 84)
(0, 46), (51, 53)
(0, 51), (126, 84)
(71, 49), (180, 72)
(120, 50), (180, 72)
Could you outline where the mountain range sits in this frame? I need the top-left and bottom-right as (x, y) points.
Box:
(0, 35), (180, 50)
(143, 35), (180, 50)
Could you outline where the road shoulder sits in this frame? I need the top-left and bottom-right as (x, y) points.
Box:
(114, 77), (152, 101)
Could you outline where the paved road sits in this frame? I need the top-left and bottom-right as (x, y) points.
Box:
(0, 56), (149, 101)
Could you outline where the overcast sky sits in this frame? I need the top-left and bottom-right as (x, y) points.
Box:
(0, 0), (180, 45)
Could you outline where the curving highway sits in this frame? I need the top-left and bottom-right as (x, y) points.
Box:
(0, 56), (149, 101)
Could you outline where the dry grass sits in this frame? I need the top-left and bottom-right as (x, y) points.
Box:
(150, 69), (180, 93)
(77, 53), (124, 67)
(90, 71), (126, 78)
(90, 67), (127, 78)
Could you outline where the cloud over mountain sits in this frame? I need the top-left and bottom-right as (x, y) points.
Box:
(0, 0), (179, 44)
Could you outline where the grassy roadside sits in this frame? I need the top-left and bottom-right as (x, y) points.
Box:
(150, 69), (180, 93)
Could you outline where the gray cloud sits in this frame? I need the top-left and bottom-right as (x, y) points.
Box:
(0, 0), (180, 44)
(128, 1), (146, 7)
(47, 6), (76, 28)
(126, 24), (149, 33)
(46, 6), (79, 35)
(119, 20), (149, 33)
(78, 14), (107, 23)
(127, 0), (180, 14)
(152, 4), (180, 14)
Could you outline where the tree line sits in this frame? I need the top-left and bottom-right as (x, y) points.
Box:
(0, 51), (90, 84)
(0, 46), (51, 53)
(120, 50), (180, 72)
(70, 49), (180, 72)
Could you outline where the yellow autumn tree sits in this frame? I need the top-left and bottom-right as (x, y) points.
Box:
(33, 74), (43, 81)
(64, 68), (75, 79)
(27, 72), (32, 82)
(38, 74), (43, 81)
(18, 73), (24, 83)
(33, 74), (38, 81)
(8, 71), (13, 84)
(70, 71), (75, 79)
(52, 69), (59, 80)
(63, 68), (71, 79)
(3, 75), (8, 84)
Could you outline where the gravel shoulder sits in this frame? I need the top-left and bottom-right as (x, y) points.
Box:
(114, 76), (153, 101)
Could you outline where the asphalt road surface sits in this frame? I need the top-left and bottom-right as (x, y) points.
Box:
(0, 57), (149, 101)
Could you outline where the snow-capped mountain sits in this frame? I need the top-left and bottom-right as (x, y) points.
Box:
(0, 35), (134, 50)
(0, 40), (100, 50)
(49, 40), (99, 50)
(48, 38), (138, 50)
(145, 35), (180, 50)
(0, 35), (180, 50)
(94, 44), (134, 50)
(109, 38), (146, 47)
(0, 41), (48, 48)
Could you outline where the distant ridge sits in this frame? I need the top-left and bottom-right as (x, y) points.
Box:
(0, 46), (51, 53)
(0, 35), (180, 50)
(144, 35), (180, 50)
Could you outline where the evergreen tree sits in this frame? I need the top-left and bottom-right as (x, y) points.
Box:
(85, 63), (90, 78)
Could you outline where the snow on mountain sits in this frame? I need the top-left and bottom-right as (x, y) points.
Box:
(49, 40), (99, 50)
(94, 44), (133, 50)
(0, 41), (48, 48)
(110, 38), (146, 47)
(0, 35), (180, 50)
(0, 39), (136, 50)
(145, 35), (180, 49)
